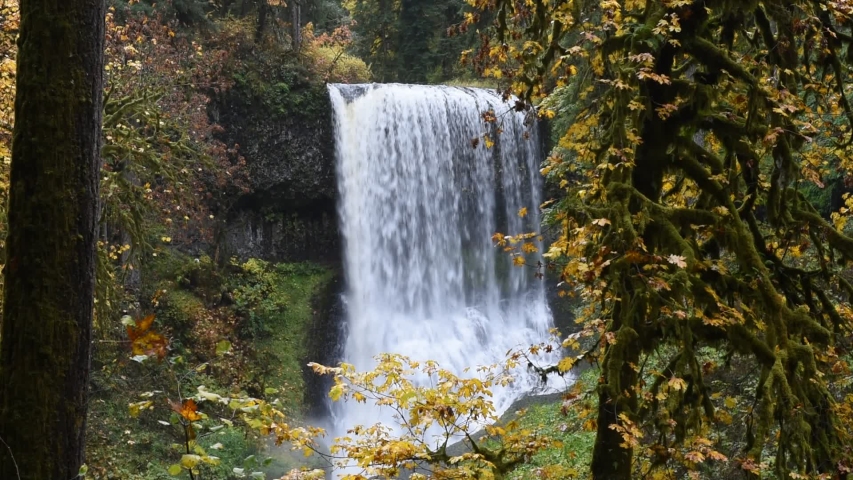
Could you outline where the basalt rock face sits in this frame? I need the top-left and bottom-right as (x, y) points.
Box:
(210, 76), (344, 420)
(211, 77), (340, 264)
(221, 203), (339, 264)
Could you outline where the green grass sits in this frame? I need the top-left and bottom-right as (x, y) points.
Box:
(507, 367), (599, 480)
(231, 260), (334, 413)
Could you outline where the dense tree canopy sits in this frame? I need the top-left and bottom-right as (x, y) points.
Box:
(344, 0), (477, 82)
(464, 0), (853, 478)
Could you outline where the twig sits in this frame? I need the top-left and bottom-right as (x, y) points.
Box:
(0, 434), (21, 480)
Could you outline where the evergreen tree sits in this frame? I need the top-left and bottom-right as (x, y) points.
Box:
(345, 0), (474, 83)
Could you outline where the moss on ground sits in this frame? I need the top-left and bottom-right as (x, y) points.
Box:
(506, 367), (599, 480)
(229, 259), (334, 413)
(86, 250), (335, 479)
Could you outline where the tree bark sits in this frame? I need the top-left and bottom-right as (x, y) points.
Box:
(291, 0), (302, 51)
(255, 1), (269, 43)
(0, 0), (104, 478)
(591, 320), (640, 480)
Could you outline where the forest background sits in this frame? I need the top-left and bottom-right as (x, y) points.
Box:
(2, 0), (853, 479)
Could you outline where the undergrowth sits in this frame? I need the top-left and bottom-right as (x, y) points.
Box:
(86, 251), (334, 479)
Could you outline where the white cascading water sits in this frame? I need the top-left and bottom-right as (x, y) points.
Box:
(328, 83), (554, 452)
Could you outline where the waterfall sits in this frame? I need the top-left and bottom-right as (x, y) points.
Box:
(328, 83), (554, 444)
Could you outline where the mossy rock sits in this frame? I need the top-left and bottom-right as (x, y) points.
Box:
(227, 260), (336, 413)
(156, 287), (205, 337)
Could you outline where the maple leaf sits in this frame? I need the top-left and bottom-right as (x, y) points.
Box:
(126, 314), (155, 339)
(491, 232), (507, 246)
(170, 398), (203, 422)
(667, 254), (687, 268)
(130, 330), (169, 359)
(707, 450), (728, 462)
(557, 357), (574, 373)
(483, 134), (495, 149)
(518, 207), (528, 218)
(126, 314), (169, 360)
(668, 376), (687, 391)
(521, 242), (539, 254)
(685, 450), (705, 464)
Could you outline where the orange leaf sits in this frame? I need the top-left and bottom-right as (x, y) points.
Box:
(126, 314), (168, 359)
(127, 314), (156, 341)
(136, 314), (155, 332)
(171, 399), (202, 422)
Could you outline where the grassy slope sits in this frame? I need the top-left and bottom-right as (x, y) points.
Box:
(507, 367), (599, 480)
(86, 252), (334, 479)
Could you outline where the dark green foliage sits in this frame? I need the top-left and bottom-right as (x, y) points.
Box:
(304, 0), (348, 33)
(227, 259), (333, 412)
(110, 0), (211, 26)
(505, 368), (599, 480)
(346, 0), (475, 83)
(86, 341), (265, 480)
(87, 253), (333, 478)
(396, 0), (441, 83)
(230, 58), (328, 120)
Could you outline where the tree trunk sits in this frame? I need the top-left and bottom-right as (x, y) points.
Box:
(0, 0), (104, 478)
(255, 1), (269, 43)
(291, 1), (302, 51)
(591, 324), (640, 480)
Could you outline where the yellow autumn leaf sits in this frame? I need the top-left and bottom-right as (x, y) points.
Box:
(491, 232), (507, 246)
(329, 384), (344, 401)
(668, 376), (687, 391)
(128, 400), (153, 418)
(557, 357), (574, 373)
(180, 454), (201, 469)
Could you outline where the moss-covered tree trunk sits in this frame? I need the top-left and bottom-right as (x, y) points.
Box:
(591, 367), (636, 480)
(0, 0), (104, 478)
(591, 311), (640, 480)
